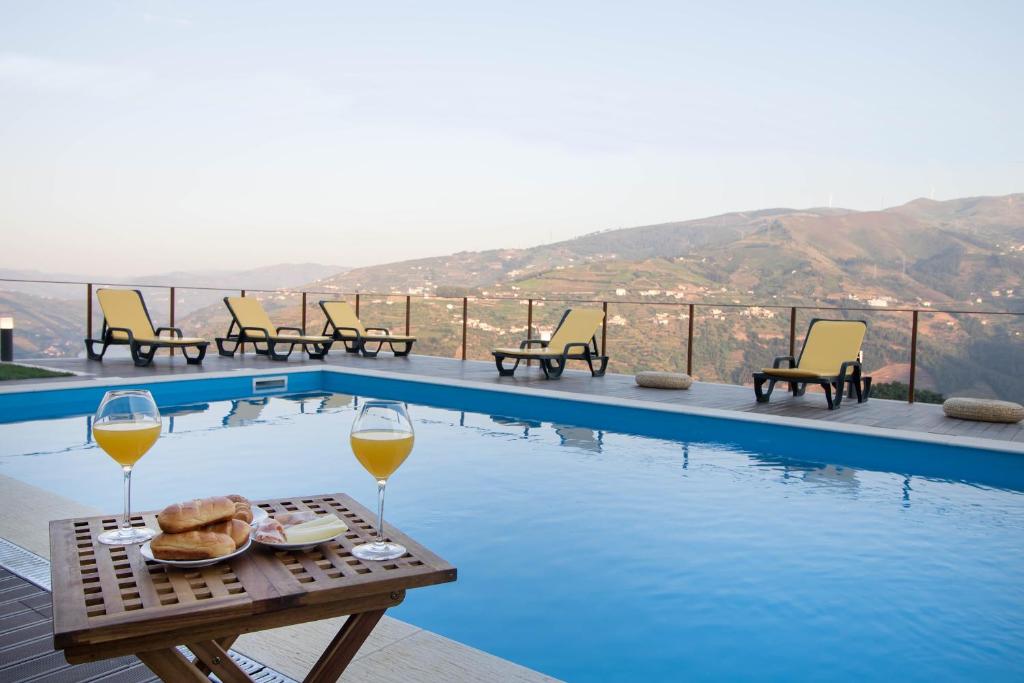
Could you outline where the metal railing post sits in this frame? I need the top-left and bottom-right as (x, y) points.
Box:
(601, 301), (608, 357)
(526, 299), (534, 367)
(355, 293), (360, 317)
(405, 295), (411, 335)
(169, 286), (175, 357)
(301, 292), (307, 334)
(239, 290), (245, 354)
(908, 310), (919, 404)
(86, 283), (93, 341)
(461, 297), (468, 360)
(687, 303), (695, 376)
(789, 307), (797, 358)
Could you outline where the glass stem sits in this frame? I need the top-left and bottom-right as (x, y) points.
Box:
(376, 479), (387, 544)
(121, 466), (133, 531)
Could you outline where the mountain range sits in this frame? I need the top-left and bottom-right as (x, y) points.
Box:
(3, 195), (1022, 400)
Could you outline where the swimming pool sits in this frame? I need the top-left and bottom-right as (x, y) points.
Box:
(1, 373), (1022, 681)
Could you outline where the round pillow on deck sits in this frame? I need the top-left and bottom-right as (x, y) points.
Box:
(942, 397), (1024, 424)
(635, 371), (693, 390)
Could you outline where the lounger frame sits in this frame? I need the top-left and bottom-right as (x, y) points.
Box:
(318, 301), (415, 358)
(215, 298), (333, 361)
(493, 309), (609, 379)
(752, 318), (871, 410)
(84, 289), (208, 367)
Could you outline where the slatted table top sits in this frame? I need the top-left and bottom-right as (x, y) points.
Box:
(49, 493), (456, 657)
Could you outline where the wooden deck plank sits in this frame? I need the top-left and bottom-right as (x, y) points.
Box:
(0, 569), (158, 683)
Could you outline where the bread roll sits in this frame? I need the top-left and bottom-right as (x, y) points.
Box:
(204, 519), (251, 548)
(151, 530), (235, 560)
(226, 494), (253, 524)
(157, 496), (235, 533)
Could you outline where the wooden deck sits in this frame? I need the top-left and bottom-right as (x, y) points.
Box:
(0, 567), (159, 683)
(6, 350), (1023, 447)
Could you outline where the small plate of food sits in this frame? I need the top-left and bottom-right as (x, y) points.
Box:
(252, 511), (349, 551)
(142, 494), (258, 567)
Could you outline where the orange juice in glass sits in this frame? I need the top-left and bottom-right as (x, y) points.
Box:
(93, 390), (160, 545)
(350, 401), (414, 561)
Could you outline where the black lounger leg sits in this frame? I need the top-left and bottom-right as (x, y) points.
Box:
(360, 341), (381, 358)
(545, 358), (566, 379)
(129, 342), (142, 366)
(495, 355), (519, 377)
(84, 339), (107, 361)
(754, 375), (777, 403)
(216, 338), (238, 357)
(822, 382), (835, 410)
(307, 342), (329, 360)
(183, 345), (207, 365)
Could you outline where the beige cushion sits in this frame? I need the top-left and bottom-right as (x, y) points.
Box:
(636, 371), (693, 390)
(942, 397), (1024, 424)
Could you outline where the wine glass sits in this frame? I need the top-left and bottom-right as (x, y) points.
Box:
(93, 390), (161, 545)
(350, 400), (414, 561)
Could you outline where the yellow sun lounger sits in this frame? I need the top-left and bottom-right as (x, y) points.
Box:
(492, 308), (608, 379)
(319, 300), (416, 357)
(752, 318), (870, 410)
(216, 297), (333, 361)
(84, 288), (209, 366)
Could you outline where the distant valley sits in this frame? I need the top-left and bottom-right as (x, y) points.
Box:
(3, 195), (1023, 401)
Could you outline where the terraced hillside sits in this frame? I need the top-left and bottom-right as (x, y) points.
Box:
(4, 195), (1022, 401)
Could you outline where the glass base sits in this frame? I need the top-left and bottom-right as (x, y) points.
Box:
(97, 526), (156, 546)
(352, 540), (406, 561)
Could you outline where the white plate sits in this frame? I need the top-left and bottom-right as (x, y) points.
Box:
(141, 535), (252, 568)
(251, 515), (350, 552)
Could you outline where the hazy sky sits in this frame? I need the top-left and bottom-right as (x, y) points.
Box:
(1, 1), (1022, 276)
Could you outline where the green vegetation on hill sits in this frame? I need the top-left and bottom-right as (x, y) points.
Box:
(0, 364), (73, 381)
(869, 381), (945, 404)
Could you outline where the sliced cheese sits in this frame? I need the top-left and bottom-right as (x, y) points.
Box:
(288, 515), (341, 531)
(285, 520), (348, 544)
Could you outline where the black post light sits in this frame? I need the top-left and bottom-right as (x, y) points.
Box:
(0, 317), (12, 362)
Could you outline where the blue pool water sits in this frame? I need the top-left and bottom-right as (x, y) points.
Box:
(1, 377), (1022, 681)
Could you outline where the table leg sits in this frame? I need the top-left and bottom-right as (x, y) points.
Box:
(193, 635), (238, 676)
(136, 647), (210, 682)
(304, 608), (387, 683)
(189, 638), (252, 683)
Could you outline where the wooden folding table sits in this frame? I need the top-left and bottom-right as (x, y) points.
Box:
(49, 493), (457, 682)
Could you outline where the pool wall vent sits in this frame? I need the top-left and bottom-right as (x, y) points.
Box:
(253, 376), (288, 393)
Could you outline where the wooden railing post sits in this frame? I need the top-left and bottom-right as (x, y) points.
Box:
(169, 286), (175, 357)
(526, 299), (534, 367)
(686, 303), (695, 376)
(789, 307), (797, 358)
(405, 295), (411, 335)
(301, 292), (307, 334)
(461, 297), (468, 360)
(601, 301), (608, 357)
(86, 283), (93, 341)
(908, 310), (919, 404)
